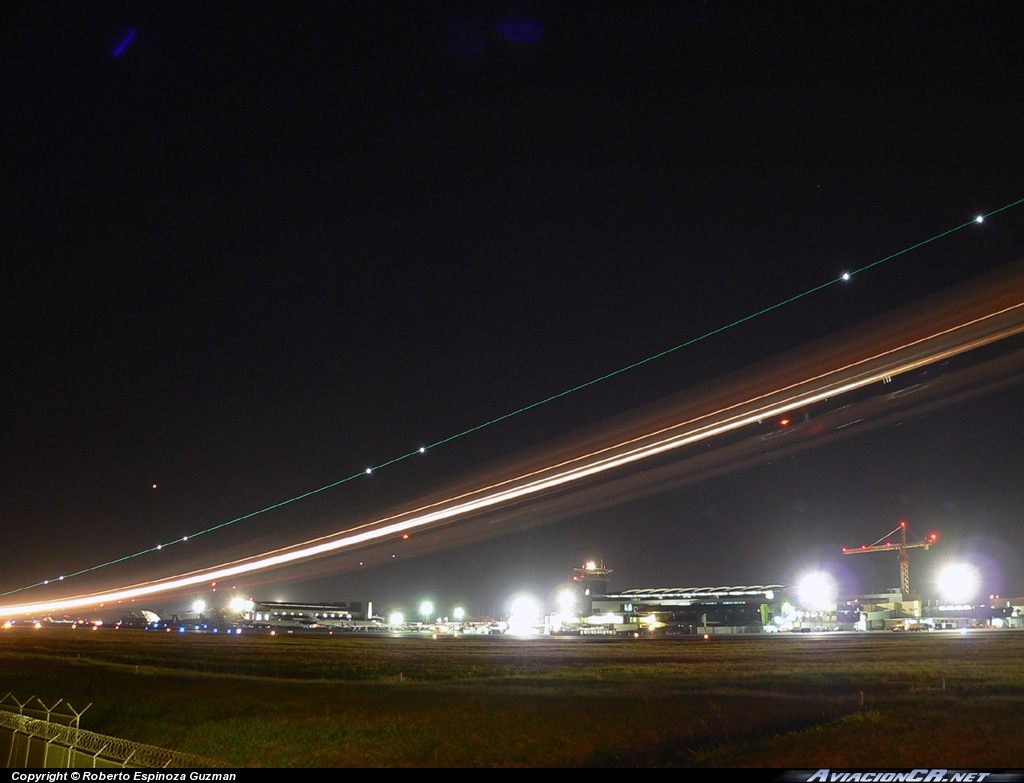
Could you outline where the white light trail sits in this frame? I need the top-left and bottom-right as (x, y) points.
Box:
(3, 301), (1023, 617)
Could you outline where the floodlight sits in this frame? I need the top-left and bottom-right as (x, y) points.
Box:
(938, 563), (980, 603)
(797, 572), (836, 611)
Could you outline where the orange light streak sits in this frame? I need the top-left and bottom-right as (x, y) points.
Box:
(3, 299), (1023, 617)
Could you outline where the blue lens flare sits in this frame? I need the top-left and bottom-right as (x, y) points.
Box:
(111, 28), (137, 58)
(493, 15), (544, 43)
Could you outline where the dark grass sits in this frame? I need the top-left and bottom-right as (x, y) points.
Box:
(2, 628), (1023, 766)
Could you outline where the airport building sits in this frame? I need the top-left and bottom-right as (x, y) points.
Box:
(139, 561), (1021, 636)
(244, 600), (376, 630)
(564, 562), (1020, 635)
(589, 584), (787, 635)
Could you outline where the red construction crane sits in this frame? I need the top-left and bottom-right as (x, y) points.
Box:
(842, 520), (938, 599)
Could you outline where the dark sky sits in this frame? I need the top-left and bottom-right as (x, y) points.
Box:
(4, 3), (1024, 618)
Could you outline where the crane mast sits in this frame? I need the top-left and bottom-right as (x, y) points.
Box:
(842, 520), (938, 599)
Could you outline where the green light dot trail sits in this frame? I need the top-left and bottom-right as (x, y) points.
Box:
(4, 197), (1021, 598)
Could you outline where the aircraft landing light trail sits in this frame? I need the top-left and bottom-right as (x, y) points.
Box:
(7, 201), (1022, 602)
(3, 261), (1024, 618)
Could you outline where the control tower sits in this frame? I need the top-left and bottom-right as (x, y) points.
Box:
(572, 560), (612, 615)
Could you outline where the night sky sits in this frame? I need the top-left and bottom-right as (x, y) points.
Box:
(4, 4), (1024, 619)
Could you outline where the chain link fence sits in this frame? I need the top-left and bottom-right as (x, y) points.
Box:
(1, 696), (223, 769)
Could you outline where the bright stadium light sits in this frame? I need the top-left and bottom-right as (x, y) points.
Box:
(798, 572), (836, 611)
(938, 563), (980, 603)
(192, 599), (206, 615)
(419, 600), (434, 619)
(388, 612), (405, 627)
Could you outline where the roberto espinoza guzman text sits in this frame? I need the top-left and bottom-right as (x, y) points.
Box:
(10, 774), (237, 782)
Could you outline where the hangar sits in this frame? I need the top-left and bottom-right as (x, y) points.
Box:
(245, 600), (377, 630)
(589, 585), (787, 635)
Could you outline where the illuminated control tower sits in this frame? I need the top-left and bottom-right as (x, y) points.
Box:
(572, 560), (612, 614)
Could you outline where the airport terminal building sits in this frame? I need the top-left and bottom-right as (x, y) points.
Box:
(245, 600), (375, 629)
(587, 585), (789, 635)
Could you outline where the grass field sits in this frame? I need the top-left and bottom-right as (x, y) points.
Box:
(2, 627), (1022, 767)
